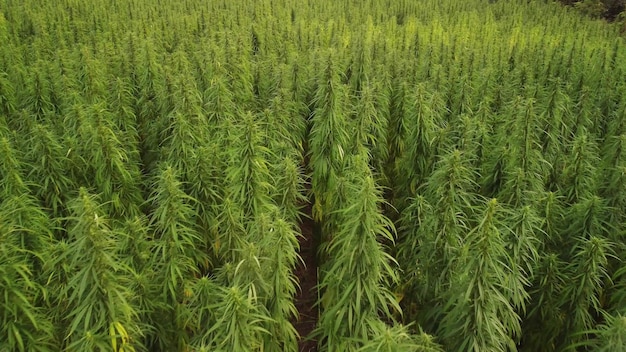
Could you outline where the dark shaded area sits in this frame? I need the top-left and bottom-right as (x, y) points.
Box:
(602, 0), (625, 18)
(559, 0), (625, 20)
(292, 197), (319, 352)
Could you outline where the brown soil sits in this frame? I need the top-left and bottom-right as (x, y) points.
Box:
(292, 198), (319, 352)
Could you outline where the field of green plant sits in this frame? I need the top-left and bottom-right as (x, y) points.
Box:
(1, 0), (625, 351)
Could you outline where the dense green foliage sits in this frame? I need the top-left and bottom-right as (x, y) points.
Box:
(0, 0), (625, 351)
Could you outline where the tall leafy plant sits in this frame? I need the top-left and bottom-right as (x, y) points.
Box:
(51, 188), (143, 351)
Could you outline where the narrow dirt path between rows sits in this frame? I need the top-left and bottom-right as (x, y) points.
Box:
(292, 195), (319, 352)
